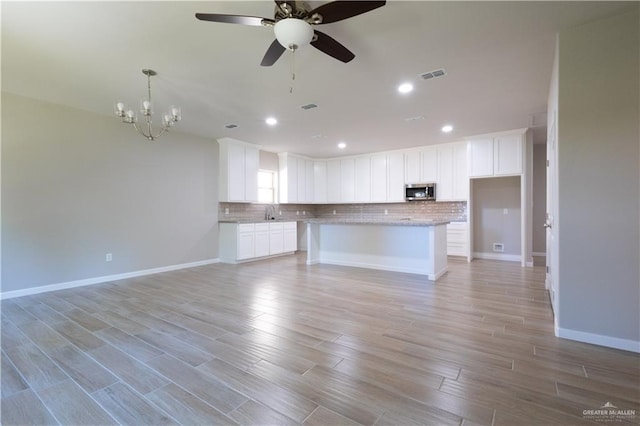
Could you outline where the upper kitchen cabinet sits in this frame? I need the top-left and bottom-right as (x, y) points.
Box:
(370, 152), (405, 202)
(436, 142), (469, 201)
(218, 138), (259, 202)
(405, 146), (437, 184)
(278, 153), (314, 204)
(313, 160), (327, 203)
(467, 129), (526, 178)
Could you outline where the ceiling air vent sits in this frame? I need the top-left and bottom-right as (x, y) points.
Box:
(300, 103), (318, 110)
(420, 68), (447, 80)
(224, 124), (239, 129)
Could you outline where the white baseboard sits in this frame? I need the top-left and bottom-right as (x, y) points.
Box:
(318, 257), (445, 281)
(472, 252), (521, 262)
(556, 326), (640, 353)
(0, 258), (220, 300)
(532, 252), (546, 257)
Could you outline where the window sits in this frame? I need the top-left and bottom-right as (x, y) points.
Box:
(258, 170), (276, 203)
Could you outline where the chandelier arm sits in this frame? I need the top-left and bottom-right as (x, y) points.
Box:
(132, 122), (154, 140)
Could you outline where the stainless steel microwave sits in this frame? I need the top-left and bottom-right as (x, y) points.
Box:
(405, 183), (436, 201)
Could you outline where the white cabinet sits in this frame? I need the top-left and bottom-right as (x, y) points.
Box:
(254, 223), (270, 258)
(219, 221), (297, 263)
(218, 138), (259, 202)
(237, 224), (255, 260)
(468, 131), (524, 178)
(405, 149), (421, 184)
(367, 152), (405, 203)
(340, 158), (356, 202)
(269, 222), (284, 255)
(405, 147), (437, 184)
(278, 153), (314, 203)
(313, 161), (327, 203)
(326, 160), (341, 203)
(355, 156), (371, 203)
(283, 222), (297, 252)
(370, 154), (388, 202)
(388, 152), (405, 202)
(446, 222), (468, 257)
(436, 142), (468, 201)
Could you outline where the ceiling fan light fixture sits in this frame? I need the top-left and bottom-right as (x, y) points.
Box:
(274, 18), (314, 50)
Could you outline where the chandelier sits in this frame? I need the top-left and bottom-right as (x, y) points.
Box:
(115, 69), (181, 141)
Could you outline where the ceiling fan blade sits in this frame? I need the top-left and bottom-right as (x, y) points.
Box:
(311, 31), (355, 63)
(195, 13), (274, 26)
(308, 1), (386, 24)
(260, 39), (287, 66)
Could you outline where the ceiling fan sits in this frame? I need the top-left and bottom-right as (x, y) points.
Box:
(195, 1), (386, 66)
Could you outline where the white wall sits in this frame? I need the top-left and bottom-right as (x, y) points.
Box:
(472, 177), (521, 257)
(532, 144), (547, 254)
(556, 7), (639, 351)
(2, 93), (219, 295)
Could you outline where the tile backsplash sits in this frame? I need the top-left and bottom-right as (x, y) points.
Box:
(220, 201), (467, 222)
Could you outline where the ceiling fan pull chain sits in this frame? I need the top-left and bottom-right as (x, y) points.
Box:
(290, 49), (296, 94)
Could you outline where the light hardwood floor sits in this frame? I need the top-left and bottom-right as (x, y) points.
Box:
(1, 255), (638, 425)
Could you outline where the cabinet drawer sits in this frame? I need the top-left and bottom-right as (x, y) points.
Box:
(254, 223), (269, 232)
(283, 221), (297, 230)
(238, 223), (255, 233)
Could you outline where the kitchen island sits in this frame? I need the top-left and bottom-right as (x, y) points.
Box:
(305, 219), (449, 281)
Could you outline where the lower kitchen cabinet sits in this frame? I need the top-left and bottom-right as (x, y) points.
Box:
(219, 222), (297, 263)
(446, 222), (469, 257)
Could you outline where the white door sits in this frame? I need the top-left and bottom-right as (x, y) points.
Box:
(546, 114), (558, 316)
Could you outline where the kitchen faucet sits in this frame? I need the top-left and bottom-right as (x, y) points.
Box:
(265, 204), (276, 220)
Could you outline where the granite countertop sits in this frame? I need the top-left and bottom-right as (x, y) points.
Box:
(218, 219), (303, 224)
(302, 218), (450, 226)
(219, 218), (452, 226)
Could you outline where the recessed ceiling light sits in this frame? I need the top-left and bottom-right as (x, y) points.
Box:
(265, 117), (278, 126)
(337, 142), (347, 149)
(398, 83), (413, 94)
(441, 124), (454, 133)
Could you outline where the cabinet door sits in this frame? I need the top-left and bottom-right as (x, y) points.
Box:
(421, 147), (438, 183)
(296, 157), (306, 202)
(283, 222), (297, 252)
(244, 146), (259, 202)
(226, 143), (246, 202)
(313, 161), (327, 203)
(340, 159), (356, 203)
(468, 137), (494, 178)
(269, 223), (284, 255)
(237, 231), (255, 260)
(436, 146), (454, 201)
(370, 154), (387, 202)
(355, 156), (371, 202)
(405, 151), (421, 184)
(494, 134), (523, 175)
(305, 160), (314, 203)
(387, 152), (405, 202)
(326, 160), (341, 203)
(254, 228), (270, 257)
(453, 142), (469, 200)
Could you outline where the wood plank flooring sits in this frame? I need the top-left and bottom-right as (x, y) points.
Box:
(2, 255), (639, 425)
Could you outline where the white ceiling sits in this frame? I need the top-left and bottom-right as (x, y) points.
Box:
(2, 1), (634, 157)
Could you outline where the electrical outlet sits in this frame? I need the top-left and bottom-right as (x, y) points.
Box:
(503, 208), (509, 215)
(492, 243), (504, 253)
(106, 253), (113, 262)
(303, 211), (306, 215)
(384, 209), (388, 215)
(224, 207), (229, 215)
(296, 211), (299, 215)
(279, 211), (282, 215)
(332, 210), (336, 215)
